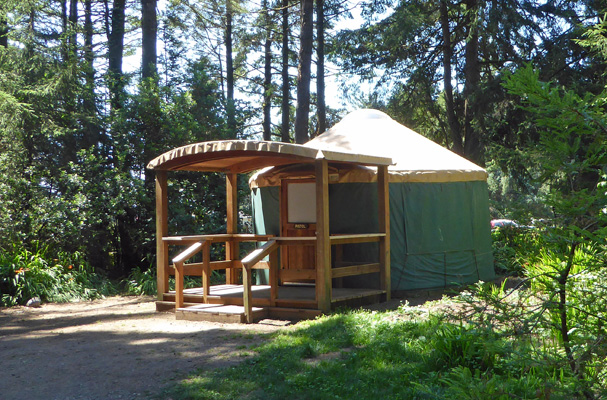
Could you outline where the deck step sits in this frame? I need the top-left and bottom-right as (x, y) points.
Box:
(176, 304), (268, 323)
(156, 300), (199, 312)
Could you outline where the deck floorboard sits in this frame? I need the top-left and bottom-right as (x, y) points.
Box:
(167, 284), (384, 302)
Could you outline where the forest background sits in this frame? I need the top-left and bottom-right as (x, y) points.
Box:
(0, 0), (606, 299)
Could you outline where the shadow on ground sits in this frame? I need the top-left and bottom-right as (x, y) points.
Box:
(0, 296), (282, 400)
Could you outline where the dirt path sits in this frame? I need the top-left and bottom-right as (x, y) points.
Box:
(0, 296), (287, 400)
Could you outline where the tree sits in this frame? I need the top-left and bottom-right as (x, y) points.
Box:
(331, 0), (594, 165)
(107, 0), (126, 111)
(262, 0), (272, 141)
(140, 0), (162, 188)
(280, 0), (291, 142)
(489, 62), (607, 397)
(141, 0), (157, 80)
(315, 0), (326, 136)
(294, 0), (313, 143)
(0, 13), (7, 47)
(82, 0), (98, 150)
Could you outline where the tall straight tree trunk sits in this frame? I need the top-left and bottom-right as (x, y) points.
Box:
(83, 0), (97, 149)
(294, 0), (313, 144)
(68, 0), (77, 56)
(108, 0), (126, 111)
(315, 0), (326, 136)
(60, 0), (78, 161)
(0, 13), (8, 47)
(225, 1), (236, 137)
(141, 0), (157, 80)
(462, 0), (482, 164)
(262, 0), (272, 141)
(141, 0), (159, 188)
(107, 0), (130, 276)
(440, 0), (463, 154)
(280, 0), (291, 142)
(61, 0), (68, 60)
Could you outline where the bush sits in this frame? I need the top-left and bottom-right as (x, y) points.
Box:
(124, 266), (158, 295)
(0, 242), (117, 306)
(491, 227), (544, 276)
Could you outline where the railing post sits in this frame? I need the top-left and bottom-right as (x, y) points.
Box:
(243, 264), (252, 323)
(172, 239), (205, 310)
(174, 261), (184, 310)
(269, 248), (278, 306)
(241, 239), (278, 321)
(202, 241), (211, 303)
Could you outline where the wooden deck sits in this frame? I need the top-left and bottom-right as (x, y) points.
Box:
(158, 284), (386, 322)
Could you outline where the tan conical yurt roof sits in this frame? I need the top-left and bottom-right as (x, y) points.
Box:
(250, 109), (486, 188)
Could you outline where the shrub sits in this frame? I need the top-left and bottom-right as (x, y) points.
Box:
(491, 227), (544, 276)
(0, 242), (116, 306)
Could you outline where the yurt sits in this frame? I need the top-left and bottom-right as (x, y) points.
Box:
(249, 109), (495, 292)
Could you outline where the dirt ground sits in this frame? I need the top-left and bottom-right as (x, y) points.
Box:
(0, 293), (438, 400)
(0, 296), (290, 400)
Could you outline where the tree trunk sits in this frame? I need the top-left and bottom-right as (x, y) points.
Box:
(440, 0), (463, 154)
(315, 0), (326, 136)
(0, 13), (8, 47)
(61, 0), (68, 60)
(108, 0), (126, 111)
(280, 0), (291, 142)
(141, 0), (157, 80)
(82, 0), (97, 149)
(68, 0), (77, 56)
(225, 1), (236, 137)
(141, 0), (160, 189)
(294, 0), (313, 144)
(462, 0), (482, 164)
(262, 0), (272, 141)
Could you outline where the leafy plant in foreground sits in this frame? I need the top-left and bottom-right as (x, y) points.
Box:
(0, 243), (117, 306)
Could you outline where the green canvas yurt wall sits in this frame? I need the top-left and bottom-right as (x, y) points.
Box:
(249, 109), (495, 292)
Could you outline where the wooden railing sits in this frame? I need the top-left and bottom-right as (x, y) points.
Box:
(241, 240), (279, 323)
(172, 239), (209, 310)
(166, 234), (273, 313)
(167, 233), (387, 323)
(330, 234), (384, 279)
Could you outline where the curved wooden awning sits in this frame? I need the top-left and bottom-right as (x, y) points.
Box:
(147, 140), (393, 174)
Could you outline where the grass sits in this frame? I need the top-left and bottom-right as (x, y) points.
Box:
(160, 299), (583, 400)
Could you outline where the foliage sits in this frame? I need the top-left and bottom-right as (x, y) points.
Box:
(491, 227), (544, 276)
(123, 266), (158, 296)
(460, 49), (607, 397)
(0, 242), (117, 307)
(161, 303), (599, 400)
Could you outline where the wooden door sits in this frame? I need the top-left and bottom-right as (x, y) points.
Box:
(280, 180), (316, 282)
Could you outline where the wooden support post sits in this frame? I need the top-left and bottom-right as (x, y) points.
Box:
(155, 171), (169, 301)
(202, 241), (211, 303)
(226, 173), (239, 284)
(315, 159), (331, 312)
(243, 264), (252, 323)
(174, 262), (184, 309)
(377, 165), (391, 301)
(269, 248), (278, 306)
